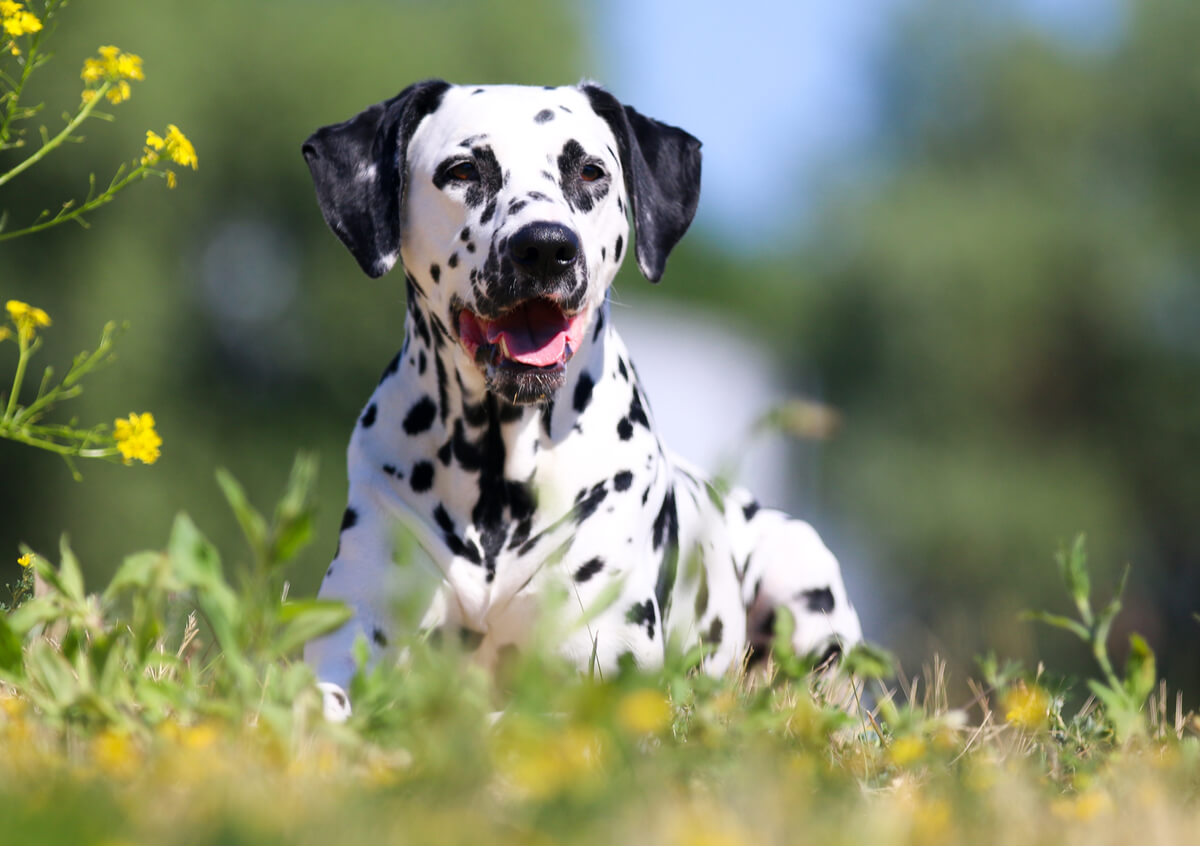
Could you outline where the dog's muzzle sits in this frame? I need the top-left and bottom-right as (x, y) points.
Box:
(455, 222), (589, 405)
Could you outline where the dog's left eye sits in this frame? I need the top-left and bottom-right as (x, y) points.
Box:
(447, 161), (480, 182)
(580, 164), (605, 182)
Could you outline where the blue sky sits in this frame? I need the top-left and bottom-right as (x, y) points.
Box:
(588, 0), (1124, 247)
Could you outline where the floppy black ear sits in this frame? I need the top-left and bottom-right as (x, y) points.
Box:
(582, 85), (702, 282)
(302, 79), (451, 278)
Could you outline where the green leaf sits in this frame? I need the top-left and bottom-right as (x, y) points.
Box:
(269, 453), (319, 565)
(166, 513), (244, 667)
(1055, 534), (1092, 625)
(54, 535), (86, 603)
(1021, 610), (1090, 643)
(216, 468), (269, 562)
(1122, 633), (1156, 705)
(103, 550), (172, 601)
(27, 640), (79, 709)
(0, 613), (23, 675)
(841, 642), (896, 680)
(271, 599), (352, 658)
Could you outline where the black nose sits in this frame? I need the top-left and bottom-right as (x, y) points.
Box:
(507, 222), (580, 279)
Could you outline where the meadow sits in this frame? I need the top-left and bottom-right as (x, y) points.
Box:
(2, 453), (1198, 844)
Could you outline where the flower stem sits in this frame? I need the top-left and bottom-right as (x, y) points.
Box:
(0, 80), (111, 188)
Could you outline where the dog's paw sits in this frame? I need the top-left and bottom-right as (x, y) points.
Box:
(317, 682), (352, 723)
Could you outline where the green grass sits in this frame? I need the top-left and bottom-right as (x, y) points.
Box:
(1, 455), (1197, 844)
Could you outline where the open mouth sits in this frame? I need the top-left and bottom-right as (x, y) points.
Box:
(455, 298), (588, 405)
(457, 298), (587, 371)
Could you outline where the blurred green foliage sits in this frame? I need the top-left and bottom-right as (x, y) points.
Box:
(2, 0), (1198, 707)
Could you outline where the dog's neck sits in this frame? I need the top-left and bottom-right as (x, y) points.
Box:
(384, 290), (644, 574)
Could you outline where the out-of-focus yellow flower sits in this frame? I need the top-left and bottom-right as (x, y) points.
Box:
(6, 299), (51, 343)
(165, 125), (197, 169)
(493, 722), (606, 800)
(17, 553), (31, 567)
(1003, 680), (1049, 730)
(888, 735), (927, 767)
(616, 688), (672, 735)
(1051, 789), (1114, 822)
(92, 728), (139, 778)
(1, 1), (41, 37)
(80, 45), (143, 104)
(113, 412), (162, 465)
(142, 125), (198, 180)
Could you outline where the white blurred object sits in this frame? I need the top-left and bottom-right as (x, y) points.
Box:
(615, 300), (804, 512)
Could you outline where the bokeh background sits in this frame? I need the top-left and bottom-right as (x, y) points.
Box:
(3, 0), (1197, 703)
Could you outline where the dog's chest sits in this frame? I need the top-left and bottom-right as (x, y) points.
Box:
(349, 322), (667, 624)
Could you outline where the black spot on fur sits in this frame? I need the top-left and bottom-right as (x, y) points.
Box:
(466, 241), (475, 253)
(743, 500), (760, 522)
(574, 557), (604, 583)
(471, 87), (484, 95)
(626, 599), (656, 641)
(508, 198), (528, 215)
(614, 234), (623, 261)
(617, 358), (628, 380)
(480, 198), (497, 224)
(559, 104), (572, 114)
(613, 470), (633, 491)
(379, 351), (401, 384)
(382, 464), (400, 477)
(418, 350), (427, 375)
(435, 356), (449, 424)
(340, 508), (357, 532)
(534, 109), (554, 124)
(437, 440), (452, 466)
(403, 396), (437, 435)
(540, 399), (555, 439)
(410, 461), (434, 493)
(652, 488), (680, 613)
(801, 587), (836, 614)
(707, 617), (724, 646)
(758, 609), (777, 639)
(574, 481), (608, 523)
(617, 418), (633, 440)
(448, 252), (459, 269)
(434, 504), (482, 565)
(557, 139), (608, 213)
(360, 403), (377, 428)
(573, 371), (594, 413)
(460, 227), (470, 242)
(430, 263), (441, 283)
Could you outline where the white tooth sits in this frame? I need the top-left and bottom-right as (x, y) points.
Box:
(498, 336), (511, 359)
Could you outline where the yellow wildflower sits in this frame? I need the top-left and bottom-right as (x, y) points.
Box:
(17, 553), (31, 567)
(107, 79), (132, 105)
(6, 299), (51, 343)
(113, 412), (162, 465)
(1, 1), (41, 37)
(80, 45), (144, 104)
(142, 126), (197, 174)
(888, 735), (927, 767)
(616, 688), (672, 735)
(1002, 680), (1049, 730)
(165, 125), (198, 169)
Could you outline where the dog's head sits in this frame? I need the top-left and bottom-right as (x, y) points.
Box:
(303, 80), (701, 404)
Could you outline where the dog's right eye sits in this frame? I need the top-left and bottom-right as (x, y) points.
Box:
(445, 161), (480, 182)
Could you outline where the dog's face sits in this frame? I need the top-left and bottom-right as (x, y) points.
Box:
(401, 85), (628, 403)
(303, 81), (702, 404)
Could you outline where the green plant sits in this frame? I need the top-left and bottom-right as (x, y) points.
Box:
(0, 453), (349, 733)
(1024, 534), (1156, 742)
(2, 0), (197, 475)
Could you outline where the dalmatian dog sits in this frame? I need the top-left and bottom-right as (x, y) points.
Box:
(301, 80), (862, 720)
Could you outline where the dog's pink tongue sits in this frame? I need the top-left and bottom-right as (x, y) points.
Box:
(485, 299), (570, 367)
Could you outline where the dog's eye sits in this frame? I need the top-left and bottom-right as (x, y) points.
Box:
(580, 164), (605, 182)
(447, 161), (480, 182)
